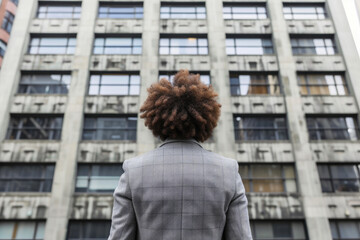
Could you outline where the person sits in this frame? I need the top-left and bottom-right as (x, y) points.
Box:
(108, 69), (252, 240)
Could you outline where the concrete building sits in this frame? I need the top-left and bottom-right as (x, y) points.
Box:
(0, 0), (18, 67)
(0, 0), (359, 239)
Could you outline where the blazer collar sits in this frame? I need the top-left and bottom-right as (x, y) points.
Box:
(159, 137), (203, 149)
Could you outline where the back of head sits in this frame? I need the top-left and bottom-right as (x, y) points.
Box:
(139, 69), (222, 142)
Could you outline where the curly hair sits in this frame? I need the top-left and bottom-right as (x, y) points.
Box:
(139, 69), (222, 142)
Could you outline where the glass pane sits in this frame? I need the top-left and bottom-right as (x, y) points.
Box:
(255, 222), (273, 238)
(338, 221), (360, 238)
(273, 222), (292, 238)
(330, 165), (358, 179)
(0, 222), (14, 239)
(16, 222), (36, 239)
(253, 165), (281, 178)
(35, 222), (45, 239)
(285, 180), (297, 193)
(330, 222), (339, 239)
(253, 179), (284, 192)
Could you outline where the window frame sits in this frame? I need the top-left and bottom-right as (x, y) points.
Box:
(66, 220), (111, 240)
(0, 220), (46, 240)
(250, 220), (308, 240)
(306, 115), (360, 141)
(75, 163), (124, 193)
(283, 3), (327, 20)
(159, 71), (211, 85)
(88, 72), (140, 96)
(230, 72), (281, 95)
(226, 35), (274, 55)
(0, 163), (55, 192)
(239, 163), (297, 193)
(82, 115), (137, 141)
(233, 114), (289, 141)
(159, 34), (208, 55)
(37, 1), (82, 19)
(28, 35), (77, 55)
(160, 2), (206, 19)
(2, 11), (15, 33)
(17, 72), (72, 94)
(6, 114), (64, 140)
(223, 3), (268, 20)
(317, 163), (360, 193)
(297, 72), (349, 96)
(98, 2), (143, 19)
(93, 35), (142, 55)
(290, 36), (337, 55)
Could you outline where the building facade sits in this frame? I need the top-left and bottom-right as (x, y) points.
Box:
(0, 0), (359, 239)
(0, 0), (18, 67)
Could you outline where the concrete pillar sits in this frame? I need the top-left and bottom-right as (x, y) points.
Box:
(267, 1), (332, 239)
(355, 0), (360, 25)
(328, 0), (360, 112)
(43, 1), (98, 239)
(137, 0), (160, 153)
(0, 0), (36, 140)
(205, 0), (236, 158)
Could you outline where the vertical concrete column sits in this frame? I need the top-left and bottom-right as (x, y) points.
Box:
(328, 0), (360, 112)
(0, 0), (36, 140)
(137, 0), (161, 154)
(43, 1), (97, 239)
(267, 1), (332, 239)
(355, 0), (360, 25)
(205, 0), (236, 158)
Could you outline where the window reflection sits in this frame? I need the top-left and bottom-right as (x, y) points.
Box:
(283, 4), (326, 20)
(161, 5), (206, 19)
(159, 37), (208, 55)
(226, 37), (273, 55)
(93, 37), (142, 55)
(29, 37), (77, 54)
(18, 73), (71, 94)
(0, 221), (45, 240)
(298, 73), (348, 96)
(37, 4), (81, 19)
(291, 37), (336, 55)
(88, 74), (140, 95)
(98, 3), (143, 19)
(251, 221), (307, 240)
(230, 73), (280, 95)
(223, 4), (267, 19)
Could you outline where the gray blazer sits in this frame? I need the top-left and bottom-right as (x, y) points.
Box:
(108, 138), (252, 240)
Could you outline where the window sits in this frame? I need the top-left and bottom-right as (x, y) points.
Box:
(230, 73), (280, 95)
(2, 11), (14, 33)
(298, 73), (349, 96)
(239, 164), (297, 193)
(330, 220), (360, 240)
(160, 4), (206, 19)
(67, 221), (110, 240)
(291, 37), (336, 55)
(75, 164), (123, 192)
(0, 40), (6, 57)
(83, 116), (137, 140)
(37, 3), (81, 19)
(98, 3), (143, 19)
(0, 164), (55, 192)
(318, 164), (360, 193)
(88, 73), (140, 95)
(18, 73), (71, 94)
(226, 37), (273, 55)
(233, 115), (288, 141)
(306, 116), (359, 140)
(251, 221), (307, 240)
(6, 115), (63, 140)
(223, 4), (267, 19)
(0, 221), (45, 240)
(159, 36), (208, 55)
(93, 36), (142, 54)
(28, 36), (77, 54)
(283, 4), (326, 20)
(159, 71), (210, 85)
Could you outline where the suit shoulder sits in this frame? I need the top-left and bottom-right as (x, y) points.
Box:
(123, 149), (157, 168)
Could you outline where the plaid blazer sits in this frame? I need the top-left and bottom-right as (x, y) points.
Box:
(108, 138), (252, 240)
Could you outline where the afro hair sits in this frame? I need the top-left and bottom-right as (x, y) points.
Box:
(139, 69), (222, 142)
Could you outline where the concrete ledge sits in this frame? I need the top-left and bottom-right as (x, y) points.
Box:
(0, 194), (51, 219)
(158, 55), (211, 71)
(11, 94), (68, 113)
(30, 19), (80, 33)
(235, 142), (293, 162)
(95, 19), (143, 33)
(232, 96), (286, 114)
(90, 55), (142, 71)
(294, 55), (345, 71)
(159, 19), (207, 33)
(225, 19), (272, 34)
(85, 96), (139, 114)
(302, 96), (358, 114)
(22, 55), (74, 71)
(228, 55), (278, 71)
(287, 19), (334, 34)
(310, 142), (360, 161)
(0, 141), (60, 163)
